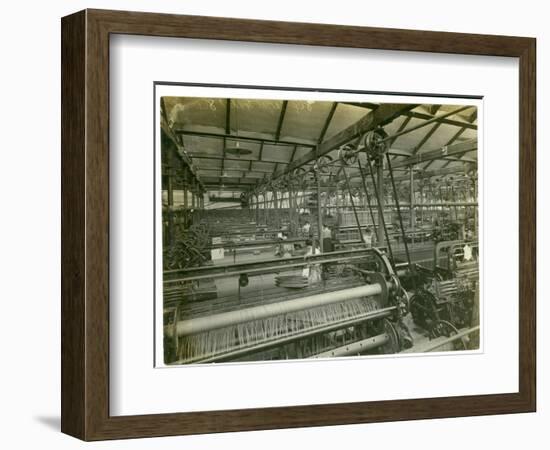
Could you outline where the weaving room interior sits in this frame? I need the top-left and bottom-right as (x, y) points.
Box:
(160, 96), (480, 365)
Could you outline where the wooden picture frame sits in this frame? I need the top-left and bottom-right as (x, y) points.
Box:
(61, 8), (536, 441)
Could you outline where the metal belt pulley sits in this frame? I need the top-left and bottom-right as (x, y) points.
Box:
(338, 143), (359, 165)
(312, 155), (332, 175)
(271, 176), (287, 191)
(335, 178), (347, 191)
(349, 186), (361, 199)
(256, 182), (267, 197)
(290, 167), (313, 191)
(239, 192), (249, 206)
(292, 167), (307, 178)
(363, 128), (389, 160)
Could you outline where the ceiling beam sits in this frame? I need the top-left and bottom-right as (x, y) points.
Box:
(347, 165), (472, 183)
(388, 148), (413, 157)
(402, 109), (477, 130)
(225, 99), (231, 134)
(197, 168), (272, 175)
(189, 154), (283, 165)
(423, 126), (467, 170)
(391, 139), (477, 169)
(389, 116), (413, 161)
(274, 100), (288, 141)
(385, 105), (470, 143)
(317, 102), (338, 144)
(412, 122), (442, 155)
(341, 101), (379, 110)
(439, 110), (479, 169)
(175, 130), (315, 148)
(274, 103), (418, 178)
(204, 181), (256, 188)
(289, 145), (298, 163)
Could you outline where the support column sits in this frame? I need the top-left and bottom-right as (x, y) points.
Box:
(183, 186), (188, 210)
(410, 168), (415, 245)
(182, 168), (189, 211)
(410, 168), (415, 228)
(420, 183), (424, 224)
(255, 194), (259, 224)
(288, 184), (295, 235)
(335, 190), (340, 229)
(316, 168), (324, 252)
(473, 178), (478, 236)
(264, 193), (268, 225)
(342, 167), (364, 243)
(272, 190), (279, 228)
(167, 169), (174, 246)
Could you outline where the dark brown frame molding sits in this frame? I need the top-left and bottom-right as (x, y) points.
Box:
(61, 9), (536, 441)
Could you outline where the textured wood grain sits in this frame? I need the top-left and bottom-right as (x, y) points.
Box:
(61, 10), (86, 439)
(61, 8), (536, 441)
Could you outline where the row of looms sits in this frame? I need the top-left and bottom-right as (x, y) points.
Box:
(160, 97), (480, 364)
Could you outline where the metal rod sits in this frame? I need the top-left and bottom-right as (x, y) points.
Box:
(403, 325), (480, 353)
(365, 155), (394, 262)
(377, 158), (385, 245)
(410, 168), (414, 229)
(310, 333), (390, 358)
(316, 168), (324, 252)
(385, 154), (414, 271)
(341, 166), (365, 243)
(357, 158), (378, 237)
(169, 284), (384, 337)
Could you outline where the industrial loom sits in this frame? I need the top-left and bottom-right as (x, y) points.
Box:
(163, 248), (412, 364)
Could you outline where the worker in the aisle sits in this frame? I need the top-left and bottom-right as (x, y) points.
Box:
(363, 227), (374, 248)
(275, 231), (293, 258)
(303, 239), (322, 284)
(322, 223), (334, 252)
(281, 232), (294, 258)
(301, 220), (311, 237)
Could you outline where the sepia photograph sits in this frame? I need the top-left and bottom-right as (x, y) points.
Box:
(158, 87), (481, 365)
(55, 6), (536, 442)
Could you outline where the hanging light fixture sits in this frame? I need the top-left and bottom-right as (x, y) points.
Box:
(224, 99), (252, 156)
(225, 141), (252, 156)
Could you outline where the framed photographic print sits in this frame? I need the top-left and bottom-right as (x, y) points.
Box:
(61, 9), (536, 441)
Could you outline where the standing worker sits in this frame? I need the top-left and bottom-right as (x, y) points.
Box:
(322, 223), (334, 253)
(303, 239), (322, 284)
(301, 220), (311, 237)
(363, 227), (374, 248)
